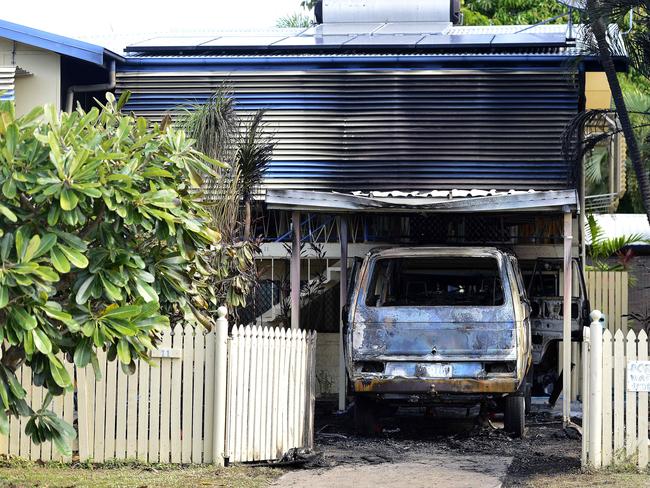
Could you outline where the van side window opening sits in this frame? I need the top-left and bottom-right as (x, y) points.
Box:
(365, 257), (505, 307)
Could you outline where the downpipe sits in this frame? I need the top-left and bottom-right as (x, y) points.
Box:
(65, 60), (116, 113)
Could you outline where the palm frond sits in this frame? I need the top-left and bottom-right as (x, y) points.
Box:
(177, 86), (238, 163)
(586, 214), (604, 246)
(235, 110), (275, 199)
(586, 213), (649, 262)
(585, 146), (608, 185)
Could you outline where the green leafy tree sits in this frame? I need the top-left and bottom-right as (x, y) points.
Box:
(0, 92), (224, 453)
(462, 0), (567, 25)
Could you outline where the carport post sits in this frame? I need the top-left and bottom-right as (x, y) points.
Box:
(562, 208), (573, 426)
(338, 216), (348, 411)
(291, 211), (301, 330)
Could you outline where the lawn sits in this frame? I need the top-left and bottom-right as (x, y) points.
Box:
(0, 458), (283, 488)
(510, 470), (650, 487)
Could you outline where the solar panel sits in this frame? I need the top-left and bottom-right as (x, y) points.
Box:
(301, 23), (384, 36)
(127, 36), (219, 49)
(200, 36), (291, 48)
(491, 32), (567, 47)
(416, 34), (495, 49)
(344, 34), (427, 48)
(122, 24), (570, 54)
(272, 35), (354, 48)
(374, 22), (450, 35)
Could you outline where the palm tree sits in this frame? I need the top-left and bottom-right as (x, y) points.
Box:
(178, 87), (238, 197)
(235, 111), (274, 240)
(586, 214), (649, 270)
(581, 1), (650, 223)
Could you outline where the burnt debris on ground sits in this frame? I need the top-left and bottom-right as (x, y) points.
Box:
(309, 400), (582, 485)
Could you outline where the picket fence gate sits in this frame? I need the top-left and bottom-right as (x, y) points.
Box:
(581, 311), (649, 471)
(0, 309), (317, 465)
(226, 326), (316, 462)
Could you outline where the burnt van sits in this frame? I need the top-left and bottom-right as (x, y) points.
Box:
(344, 247), (532, 437)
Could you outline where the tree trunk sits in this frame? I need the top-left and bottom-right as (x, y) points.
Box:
(243, 198), (251, 240)
(588, 3), (650, 224)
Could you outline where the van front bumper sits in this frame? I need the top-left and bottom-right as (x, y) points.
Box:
(352, 376), (520, 395)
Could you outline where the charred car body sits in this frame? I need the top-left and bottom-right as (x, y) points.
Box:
(344, 247), (532, 436)
(524, 258), (590, 397)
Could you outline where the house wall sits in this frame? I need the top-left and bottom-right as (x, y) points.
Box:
(0, 39), (61, 115)
(315, 333), (340, 397)
(585, 72), (611, 110)
(116, 64), (580, 193)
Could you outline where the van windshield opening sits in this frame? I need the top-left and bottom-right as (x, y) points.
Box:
(365, 256), (505, 307)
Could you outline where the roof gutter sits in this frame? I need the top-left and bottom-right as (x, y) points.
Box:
(65, 60), (116, 113)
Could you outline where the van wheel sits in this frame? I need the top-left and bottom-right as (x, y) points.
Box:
(504, 395), (525, 438)
(354, 397), (379, 436)
(524, 367), (533, 414)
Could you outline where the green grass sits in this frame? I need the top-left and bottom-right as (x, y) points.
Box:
(512, 470), (650, 487)
(0, 458), (283, 488)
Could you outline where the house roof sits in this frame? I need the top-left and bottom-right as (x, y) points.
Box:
(0, 18), (122, 65)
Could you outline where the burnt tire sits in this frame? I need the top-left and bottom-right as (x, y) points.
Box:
(524, 366), (533, 414)
(504, 395), (525, 438)
(353, 396), (379, 436)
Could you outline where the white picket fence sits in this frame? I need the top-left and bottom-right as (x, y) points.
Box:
(1, 312), (316, 465)
(585, 271), (629, 334)
(582, 312), (649, 470)
(226, 326), (316, 462)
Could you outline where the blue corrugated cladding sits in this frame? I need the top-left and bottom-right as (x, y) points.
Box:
(116, 55), (580, 191)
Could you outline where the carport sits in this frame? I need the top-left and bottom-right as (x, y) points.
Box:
(267, 188), (580, 424)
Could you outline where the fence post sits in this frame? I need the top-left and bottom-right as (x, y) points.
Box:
(589, 310), (605, 468)
(581, 326), (591, 469)
(213, 306), (229, 466)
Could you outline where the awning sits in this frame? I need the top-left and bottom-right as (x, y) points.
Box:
(265, 189), (578, 213)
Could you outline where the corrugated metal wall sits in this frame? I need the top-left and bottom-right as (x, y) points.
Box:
(116, 66), (579, 192)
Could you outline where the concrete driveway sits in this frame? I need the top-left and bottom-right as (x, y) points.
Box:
(273, 454), (512, 488)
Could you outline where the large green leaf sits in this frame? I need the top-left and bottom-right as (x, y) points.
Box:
(75, 275), (96, 305)
(0, 286), (8, 309)
(48, 356), (71, 388)
(0, 203), (17, 223)
(60, 188), (79, 211)
(73, 340), (92, 368)
(58, 244), (88, 269)
(116, 339), (131, 365)
(21, 235), (40, 263)
(135, 278), (158, 303)
(32, 329), (52, 354)
(50, 247), (71, 273)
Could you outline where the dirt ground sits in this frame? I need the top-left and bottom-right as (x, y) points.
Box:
(273, 401), (649, 488)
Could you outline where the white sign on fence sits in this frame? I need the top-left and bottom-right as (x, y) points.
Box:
(627, 361), (650, 392)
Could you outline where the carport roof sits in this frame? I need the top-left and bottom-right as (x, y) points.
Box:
(265, 189), (578, 213)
